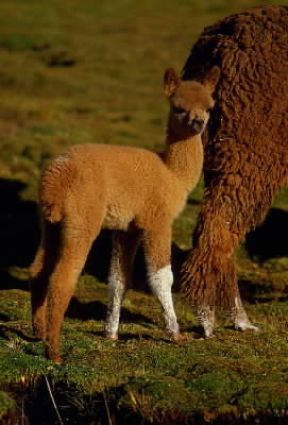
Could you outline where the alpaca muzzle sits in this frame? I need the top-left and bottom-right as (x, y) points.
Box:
(189, 117), (205, 133)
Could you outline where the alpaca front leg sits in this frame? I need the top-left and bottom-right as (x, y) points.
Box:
(143, 226), (181, 341)
(148, 264), (180, 340)
(197, 305), (215, 338)
(105, 231), (139, 340)
(232, 294), (259, 332)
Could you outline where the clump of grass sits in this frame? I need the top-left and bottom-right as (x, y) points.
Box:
(0, 34), (40, 52)
(0, 391), (15, 421)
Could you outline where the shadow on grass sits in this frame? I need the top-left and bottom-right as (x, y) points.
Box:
(187, 198), (201, 206)
(15, 377), (151, 425)
(238, 279), (273, 304)
(245, 208), (288, 262)
(87, 330), (167, 343)
(0, 324), (39, 343)
(0, 179), (39, 270)
(84, 229), (112, 284)
(0, 312), (10, 322)
(239, 279), (288, 304)
(0, 269), (29, 291)
(67, 297), (154, 325)
(10, 375), (288, 425)
(0, 178), (38, 292)
(114, 332), (167, 342)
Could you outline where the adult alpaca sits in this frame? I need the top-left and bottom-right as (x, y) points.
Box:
(180, 5), (288, 337)
(30, 67), (220, 363)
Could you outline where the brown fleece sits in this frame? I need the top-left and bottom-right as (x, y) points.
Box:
(180, 6), (288, 309)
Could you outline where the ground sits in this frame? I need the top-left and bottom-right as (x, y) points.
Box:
(0, 0), (288, 423)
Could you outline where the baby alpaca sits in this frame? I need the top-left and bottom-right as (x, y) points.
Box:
(30, 66), (220, 363)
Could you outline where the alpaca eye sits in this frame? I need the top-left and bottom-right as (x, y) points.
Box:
(173, 106), (186, 115)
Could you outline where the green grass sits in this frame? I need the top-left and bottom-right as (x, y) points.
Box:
(1, 0), (288, 423)
(1, 283), (288, 422)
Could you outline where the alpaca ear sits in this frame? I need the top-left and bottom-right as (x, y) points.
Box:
(164, 68), (180, 97)
(203, 66), (220, 92)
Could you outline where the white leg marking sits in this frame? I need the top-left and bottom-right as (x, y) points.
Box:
(148, 264), (180, 336)
(198, 306), (215, 338)
(233, 296), (259, 332)
(105, 248), (125, 340)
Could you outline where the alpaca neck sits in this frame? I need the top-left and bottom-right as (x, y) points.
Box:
(164, 132), (203, 192)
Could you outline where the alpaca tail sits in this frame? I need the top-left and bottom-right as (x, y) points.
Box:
(40, 155), (76, 223)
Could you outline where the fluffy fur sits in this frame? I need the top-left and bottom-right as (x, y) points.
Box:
(30, 67), (220, 362)
(180, 5), (288, 336)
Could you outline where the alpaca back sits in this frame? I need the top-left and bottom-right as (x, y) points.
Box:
(39, 143), (185, 228)
(182, 6), (288, 228)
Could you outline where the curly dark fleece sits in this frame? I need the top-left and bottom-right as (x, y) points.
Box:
(180, 6), (288, 309)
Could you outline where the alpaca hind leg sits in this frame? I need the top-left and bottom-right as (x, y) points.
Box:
(105, 231), (140, 340)
(45, 226), (94, 363)
(143, 225), (181, 341)
(30, 221), (59, 340)
(30, 245), (46, 339)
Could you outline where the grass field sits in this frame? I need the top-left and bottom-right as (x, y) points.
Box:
(0, 0), (288, 423)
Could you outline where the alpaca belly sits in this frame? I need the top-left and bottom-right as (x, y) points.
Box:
(103, 203), (134, 230)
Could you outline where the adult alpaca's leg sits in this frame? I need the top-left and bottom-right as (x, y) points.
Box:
(105, 230), (140, 340)
(181, 174), (270, 336)
(30, 221), (59, 340)
(143, 223), (180, 340)
(181, 206), (240, 336)
(197, 284), (259, 338)
(45, 223), (95, 363)
(232, 291), (259, 332)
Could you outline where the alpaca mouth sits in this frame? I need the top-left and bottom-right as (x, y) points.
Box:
(189, 118), (205, 134)
(191, 121), (204, 134)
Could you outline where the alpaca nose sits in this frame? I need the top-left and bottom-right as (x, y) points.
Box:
(190, 117), (204, 133)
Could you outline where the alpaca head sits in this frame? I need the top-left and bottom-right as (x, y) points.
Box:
(164, 66), (220, 139)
